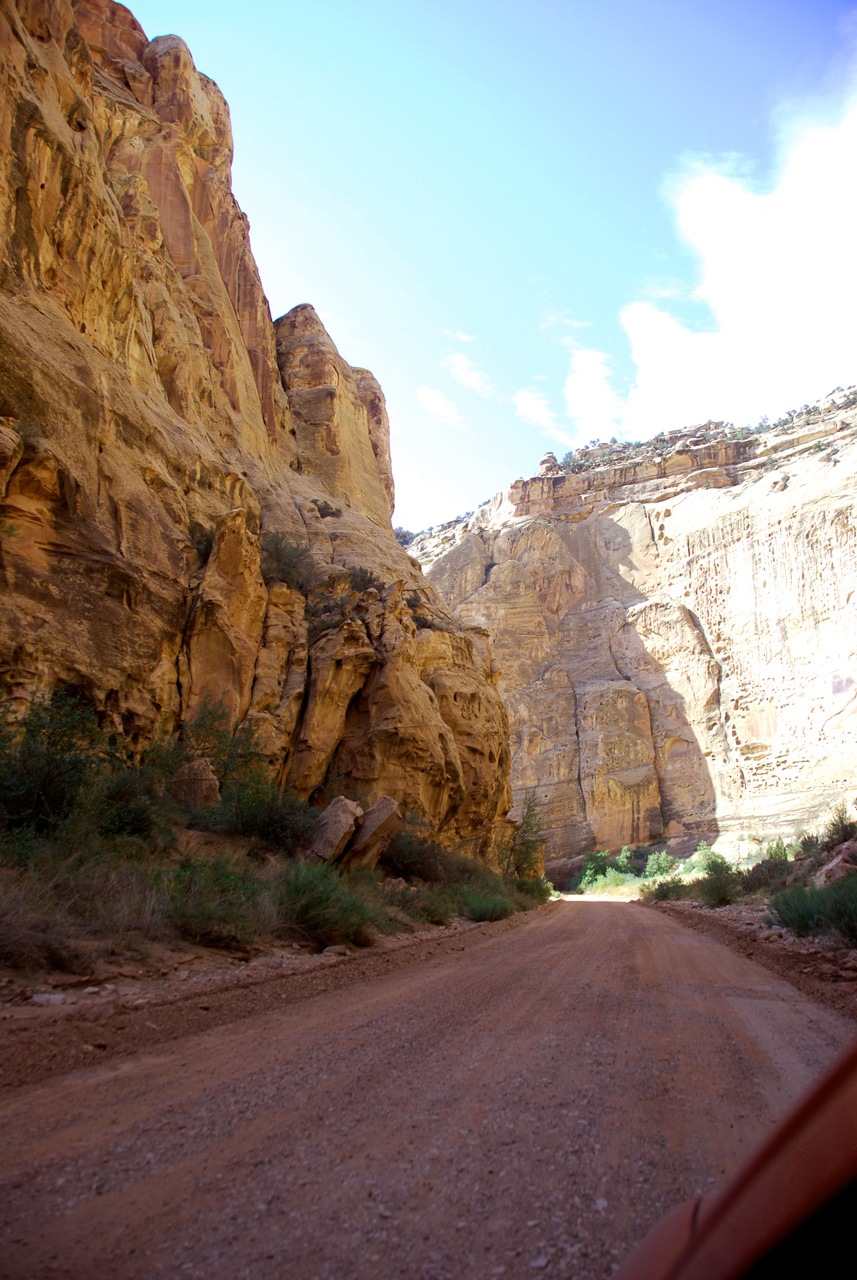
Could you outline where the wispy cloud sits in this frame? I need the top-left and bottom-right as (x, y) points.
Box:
(444, 352), (492, 396)
(539, 308), (592, 332)
(444, 329), (474, 342)
(415, 386), (467, 430)
(513, 390), (574, 447)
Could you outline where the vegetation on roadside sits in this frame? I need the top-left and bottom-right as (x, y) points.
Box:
(568, 796), (857, 947)
(0, 691), (549, 974)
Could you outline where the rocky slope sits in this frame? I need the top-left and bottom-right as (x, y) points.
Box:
(413, 412), (857, 865)
(0, 0), (511, 850)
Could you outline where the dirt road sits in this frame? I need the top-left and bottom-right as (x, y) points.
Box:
(1, 900), (853, 1280)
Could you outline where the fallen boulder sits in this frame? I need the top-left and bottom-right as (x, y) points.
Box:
(305, 796), (364, 862)
(337, 796), (402, 871)
(168, 758), (220, 808)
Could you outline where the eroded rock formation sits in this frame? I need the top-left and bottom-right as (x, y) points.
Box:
(414, 416), (857, 863)
(0, 0), (511, 851)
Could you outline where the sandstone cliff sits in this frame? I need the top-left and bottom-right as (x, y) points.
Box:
(0, 0), (511, 850)
(413, 415), (857, 866)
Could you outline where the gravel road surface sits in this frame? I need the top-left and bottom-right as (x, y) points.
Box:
(1, 900), (853, 1280)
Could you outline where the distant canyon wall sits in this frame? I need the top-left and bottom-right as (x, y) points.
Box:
(0, 0), (511, 850)
(414, 419), (857, 863)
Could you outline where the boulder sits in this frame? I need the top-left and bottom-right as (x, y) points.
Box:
(814, 853), (857, 888)
(304, 796), (363, 863)
(338, 796), (402, 871)
(168, 758), (220, 808)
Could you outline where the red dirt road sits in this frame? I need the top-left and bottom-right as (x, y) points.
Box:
(1, 900), (853, 1280)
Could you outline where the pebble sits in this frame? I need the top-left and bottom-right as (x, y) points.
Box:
(30, 993), (65, 1006)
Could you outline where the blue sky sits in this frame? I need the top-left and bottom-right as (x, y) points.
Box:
(130, 1), (857, 529)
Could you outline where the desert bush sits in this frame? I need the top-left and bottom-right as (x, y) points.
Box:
(207, 774), (316, 853)
(644, 851), (676, 879)
(349, 565), (384, 593)
(820, 801), (857, 853)
(454, 886), (515, 922)
(818, 876), (857, 943)
(168, 856), (262, 946)
(0, 691), (110, 836)
(771, 883), (824, 935)
(696, 853), (741, 907)
(315, 501), (342, 518)
(498, 790), (544, 879)
(510, 874), (552, 904)
(394, 528), (415, 546)
(0, 870), (80, 970)
(579, 851), (610, 888)
(381, 828), (446, 883)
(739, 857), (790, 894)
(581, 867), (638, 895)
(799, 832), (820, 856)
(95, 767), (173, 846)
(260, 533), (316, 590)
(613, 846), (638, 875)
(188, 522), (214, 561)
(272, 861), (376, 948)
(640, 873), (686, 902)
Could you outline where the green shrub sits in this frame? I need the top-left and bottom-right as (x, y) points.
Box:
(818, 876), (857, 943)
(739, 857), (790, 894)
(640, 873), (686, 902)
(382, 880), (453, 926)
(696, 853), (741, 907)
(771, 883), (824, 935)
(260, 533), (316, 590)
(581, 867), (638, 894)
(497, 790), (544, 879)
(455, 886), (515, 922)
(820, 801), (857, 853)
(95, 767), (172, 846)
(644, 851), (677, 879)
(349, 565), (385, 593)
(273, 862), (376, 948)
(168, 855), (261, 946)
(511, 874), (552, 903)
(315, 501), (342, 518)
(381, 828), (446, 883)
(207, 774), (315, 853)
(580, 851), (609, 887)
(614, 846), (636, 874)
(690, 841), (715, 870)
(0, 691), (121, 837)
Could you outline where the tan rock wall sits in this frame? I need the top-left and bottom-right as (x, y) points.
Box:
(0, 0), (511, 848)
(416, 421), (857, 858)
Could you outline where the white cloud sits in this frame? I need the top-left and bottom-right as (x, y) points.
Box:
(624, 92), (857, 430)
(415, 386), (467, 430)
(513, 390), (574, 447)
(444, 329), (474, 342)
(560, 89), (857, 439)
(444, 352), (492, 395)
(563, 349), (623, 439)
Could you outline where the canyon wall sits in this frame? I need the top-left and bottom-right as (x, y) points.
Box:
(414, 417), (857, 867)
(0, 0), (511, 851)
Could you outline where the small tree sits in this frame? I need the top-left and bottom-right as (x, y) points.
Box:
(499, 790), (545, 879)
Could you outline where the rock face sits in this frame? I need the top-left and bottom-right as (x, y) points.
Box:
(413, 416), (857, 861)
(0, 0), (511, 852)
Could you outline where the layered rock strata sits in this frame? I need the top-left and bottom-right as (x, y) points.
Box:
(0, 0), (511, 851)
(414, 417), (857, 862)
